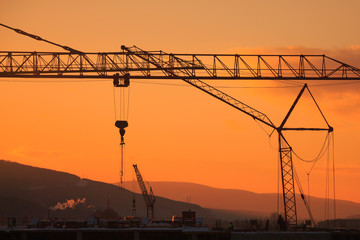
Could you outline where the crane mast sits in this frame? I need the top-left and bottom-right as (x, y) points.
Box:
(133, 164), (155, 219)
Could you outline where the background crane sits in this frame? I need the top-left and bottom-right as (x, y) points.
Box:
(0, 23), (357, 227)
(133, 164), (155, 219)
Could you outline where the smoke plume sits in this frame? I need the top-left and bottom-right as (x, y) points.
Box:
(50, 198), (94, 210)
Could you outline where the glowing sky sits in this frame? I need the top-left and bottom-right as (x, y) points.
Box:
(0, 0), (360, 206)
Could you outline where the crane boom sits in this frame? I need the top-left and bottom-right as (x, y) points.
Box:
(133, 164), (155, 219)
(1, 50), (360, 80)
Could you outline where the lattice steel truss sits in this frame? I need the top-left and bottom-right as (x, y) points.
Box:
(279, 136), (297, 226)
(0, 47), (360, 80)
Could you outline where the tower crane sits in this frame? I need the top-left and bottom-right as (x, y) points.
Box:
(120, 46), (333, 227)
(1, 23), (360, 227)
(133, 164), (155, 219)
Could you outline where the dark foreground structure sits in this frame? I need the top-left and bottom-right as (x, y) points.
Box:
(1, 228), (360, 240)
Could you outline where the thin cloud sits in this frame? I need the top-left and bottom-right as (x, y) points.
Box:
(222, 46), (360, 116)
(7, 147), (62, 161)
(226, 45), (360, 67)
(313, 164), (360, 175)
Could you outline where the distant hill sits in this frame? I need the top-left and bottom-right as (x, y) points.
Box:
(0, 160), (217, 222)
(2, 159), (358, 226)
(0, 160), (275, 225)
(123, 181), (360, 220)
(347, 214), (360, 219)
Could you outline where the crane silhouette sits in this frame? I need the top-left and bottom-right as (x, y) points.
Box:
(1, 23), (355, 227)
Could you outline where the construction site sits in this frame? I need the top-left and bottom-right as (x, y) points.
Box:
(1, 20), (360, 240)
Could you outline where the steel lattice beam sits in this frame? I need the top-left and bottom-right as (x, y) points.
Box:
(279, 135), (297, 227)
(0, 48), (360, 80)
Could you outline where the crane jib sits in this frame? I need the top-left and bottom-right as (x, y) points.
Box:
(0, 51), (360, 80)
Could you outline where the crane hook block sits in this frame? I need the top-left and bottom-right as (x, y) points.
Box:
(120, 128), (125, 137)
(115, 120), (128, 129)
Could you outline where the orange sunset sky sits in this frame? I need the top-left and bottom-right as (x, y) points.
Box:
(1, 0), (360, 206)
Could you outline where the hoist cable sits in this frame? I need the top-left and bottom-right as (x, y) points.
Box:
(113, 85), (127, 190)
(254, 119), (271, 137)
(292, 132), (330, 163)
(113, 85), (123, 189)
(307, 172), (311, 212)
(127, 84), (131, 121)
(325, 134), (330, 226)
(305, 158), (318, 211)
(112, 87), (117, 122)
(307, 158), (318, 175)
(119, 87), (122, 120)
(122, 87), (125, 120)
(119, 87), (123, 190)
(277, 153), (280, 217)
(2, 78), (360, 90)
(120, 144), (124, 190)
(276, 79), (303, 86)
(332, 132), (337, 220)
(113, 83), (130, 191)
(293, 166), (316, 226)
